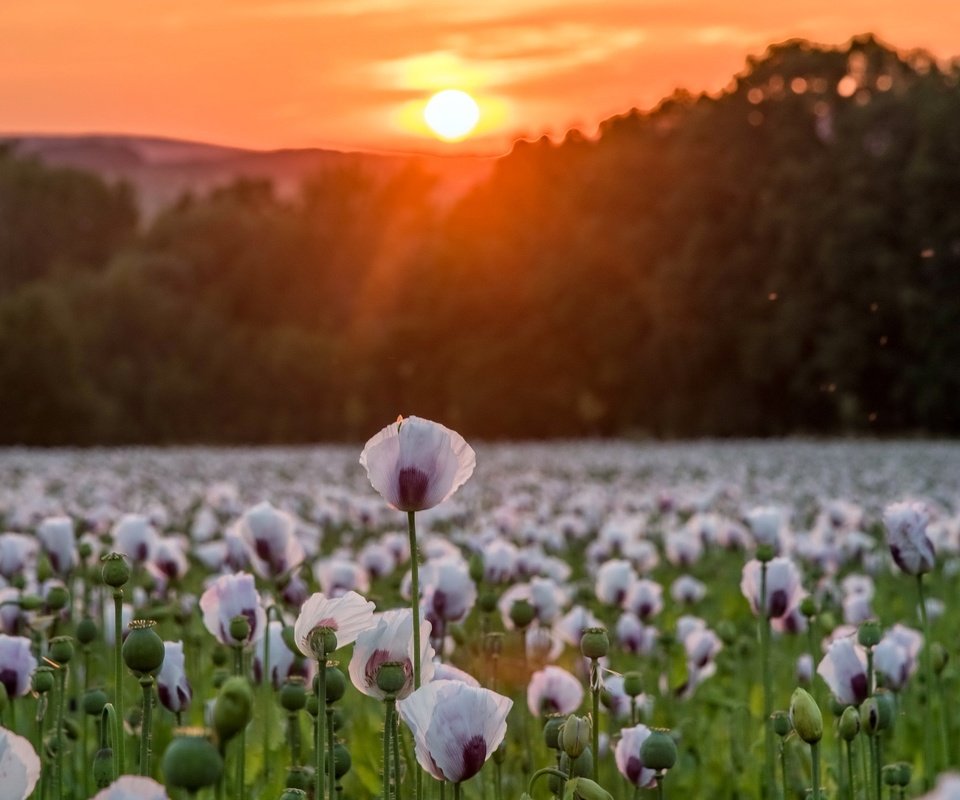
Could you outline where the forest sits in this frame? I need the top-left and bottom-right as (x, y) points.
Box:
(2, 35), (958, 444)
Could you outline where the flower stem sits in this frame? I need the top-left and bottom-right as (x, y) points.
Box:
(262, 621), (271, 782)
(759, 562), (774, 800)
(113, 589), (125, 773)
(591, 658), (600, 782)
(139, 677), (153, 777)
(656, 772), (665, 800)
(327, 706), (336, 800)
(392, 701), (402, 798)
(916, 574), (945, 784)
(317, 654), (327, 800)
(383, 700), (393, 800)
(57, 666), (67, 800)
(780, 740), (788, 800)
(407, 510), (424, 800)
(846, 739), (855, 800)
(811, 741), (821, 800)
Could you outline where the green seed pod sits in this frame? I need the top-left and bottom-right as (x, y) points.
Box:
(306, 694), (319, 718)
(78, 541), (93, 560)
(756, 544), (775, 563)
(857, 621), (882, 649)
(33, 666), (55, 694)
(375, 662), (407, 696)
(49, 636), (74, 665)
(569, 747), (593, 778)
(544, 715), (565, 750)
(83, 688), (109, 717)
(45, 586), (70, 612)
(560, 715), (591, 759)
(324, 662), (347, 704)
(309, 628), (338, 657)
(478, 589), (498, 614)
(93, 747), (115, 788)
(623, 671), (643, 698)
(882, 765), (899, 787)
(212, 668), (229, 689)
(229, 615), (251, 643)
(101, 553), (130, 588)
(18, 595), (42, 611)
(509, 599), (536, 630)
(332, 742), (351, 778)
(789, 688), (823, 744)
(772, 711), (791, 738)
(874, 690), (894, 731)
(860, 697), (881, 736)
(894, 762), (912, 787)
(640, 729), (678, 771)
(839, 706), (860, 741)
(819, 612), (837, 632)
(279, 677), (307, 712)
(931, 643), (948, 675)
(799, 596), (818, 618)
(122, 619), (165, 676)
(76, 617), (98, 646)
(580, 627), (609, 660)
(212, 647), (229, 668)
(563, 777), (614, 800)
(285, 766), (313, 790)
(162, 731), (224, 792)
(213, 677), (254, 745)
(331, 708), (345, 732)
(280, 790), (308, 800)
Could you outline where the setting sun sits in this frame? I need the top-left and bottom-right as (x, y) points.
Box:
(423, 89), (481, 142)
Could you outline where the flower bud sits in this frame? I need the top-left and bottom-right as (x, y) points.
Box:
(640, 729), (678, 771)
(33, 666), (55, 694)
(799, 596), (818, 618)
(894, 762), (911, 787)
(860, 697), (881, 736)
(756, 544), (775, 563)
(544, 715), (565, 750)
(281, 626), (298, 654)
(285, 766), (313, 790)
(280, 677), (307, 712)
(839, 706), (860, 741)
(332, 742), (351, 778)
(93, 747), (114, 788)
(46, 586), (70, 612)
(478, 589), (498, 614)
(857, 621), (881, 649)
(161, 731), (224, 792)
(280, 791), (308, 800)
(874, 690), (894, 731)
(623, 671), (643, 698)
(324, 662), (347, 704)
(83, 688), (108, 717)
(509, 599), (536, 630)
(76, 617), (98, 646)
(101, 553), (130, 588)
(772, 711), (791, 738)
(569, 747), (593, 778)
(789, 688), (823, 744)
(580, 628), (609, 660)
(375, 662), (407, 696)
(213, 677), (254, 744)
(882, 765), (899, 786)
(122, 619), (165, 676)
(560, 715), (591, 759)
(563, 777), (614, 800)
(229, 615), (251, 644)
(50, 636), (74, 665)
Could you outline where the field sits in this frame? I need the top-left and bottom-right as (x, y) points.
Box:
(1, 437), (958, 800)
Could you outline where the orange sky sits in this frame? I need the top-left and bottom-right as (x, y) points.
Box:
(1, 1), (958, 156)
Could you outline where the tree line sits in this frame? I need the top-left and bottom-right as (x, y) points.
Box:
(2, 35), (958, 444)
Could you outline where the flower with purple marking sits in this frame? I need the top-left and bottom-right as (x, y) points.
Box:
(360, 416), (476, 513)
(157, 640), (192, 715)
(0, 725), (41, 799)
(294, 590), (375, 660)
(199, 572), (266, 648)
(883, 501), (935, 576)
(615, 724), (657, 788)
(527, 665), (584, 716)
(0, 635), (37, 698)
(817, 636), (869, 706)
(398, 680), (512, 785)
(348, 608), (434, 700)
(740, 557), (803, 620)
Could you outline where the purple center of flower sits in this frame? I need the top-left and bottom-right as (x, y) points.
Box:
(460, 735), (487, 782)
(626, 756), (645, 785)
(851, 672), (868, 704)
(432, 590), (448, 620)
(397, 467), (430, 510)
(768, 589), (788, 619)
(0, 667), (19, 697)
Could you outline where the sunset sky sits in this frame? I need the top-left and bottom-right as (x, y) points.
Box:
(2, 1), (959, 155)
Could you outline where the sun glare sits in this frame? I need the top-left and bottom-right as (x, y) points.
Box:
(423, 89), (481, 141)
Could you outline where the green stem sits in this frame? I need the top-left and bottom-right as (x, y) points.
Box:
(811, 741), (821, 800)
(780, 741), (788, 800)
(868, 736), (879, 800)
(527, 767), (569, 795)
(591, 658), (600, 782)
(289, 712), (301, 767)
(392, 700), (402, 799)
(408, 510), (424, 800)
(916, 574), (944, 783)
(760, 563), (775, 800)
(263, 623), (271, 781)
(453, 783), (462, 800)
(57, 667), (67, 800)
(317, 654), (327, 800)
(139, 677), (153, 777)
(101, 703), (121, 782)
(874, 736), (882, 800)
(846, 739), (855, 800)
(656, 772), (665, 800)
(383, 701), (393, 800)
(327, 707), (335, 800)
(113, 590), (125, 773)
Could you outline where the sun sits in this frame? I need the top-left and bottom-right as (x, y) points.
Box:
(423, 89), (481, 142)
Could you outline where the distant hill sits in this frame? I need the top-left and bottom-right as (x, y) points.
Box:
(1, 134), (497, 217)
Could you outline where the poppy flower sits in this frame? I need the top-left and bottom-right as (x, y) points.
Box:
(874, 624), (923, 691)
(595, 559), (637, 606)
(348, 608), (434, 700)
(740, 557), (804, 619)
(294, 590), (375, 660)
(360, 416), (476, 513)
(883, 502), (935, 576)
(92, 776), (169, 800)
(527, 665), (584, 716)
(0, 635), (37, 698)
(398, 680), (512, 785)
(157, 640), (192, 715)
(817, 636), (869, 706)
(615, 724), (657, 788)
(253, 621), (313, 689)
(237, 501), (305, 580)
(36, 516), (78, 575)
(199, 573), (266, 648)
(0, 726), (41, 800)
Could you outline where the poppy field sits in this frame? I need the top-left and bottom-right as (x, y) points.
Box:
(1, 426), (959, 800)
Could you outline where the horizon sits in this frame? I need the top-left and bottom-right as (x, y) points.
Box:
(2, 1), (960, 156)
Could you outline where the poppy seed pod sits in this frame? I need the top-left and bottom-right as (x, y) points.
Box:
(874, 690), (895, 731)
(93, 747), (114, 788)
(756, 544), (775, 562)
(882, 765), (899, 787)
(101, 553), (131, 588)
(280, 677), (307, 712)
(45, 586), (70, 612)
(580, 627), (609, 659)
(560, 715), (591, 759)
(623, 672), (643, 698)
(799, 596), (818, 618)
(839, 706), (860, 740)
(286, 767), (313, 790)
(18, 595), (42, 611)
(161, 731), (224, 792)
(640, 729), (678, 771)
(213, 677), (254, 744)
(375, 662), (407, 696)
(789, 688), (823, 744)
(229, 615), (251, 644)
(333, 742), (352, 778)
(33, 666), (55, 695)
(772, 711), (791, 738)
(83, 688), (108, 717)
(122, 619), (165, 676)
(280, 791), (308, 800)
(76, 618), (98, 646)
(49, 636), (74, 665)
(510, 599), (536, 630)
(858, 621), (882, 649)
(322, 662), (347, 704)
(563, 777), (614, 800)
(544, 715), (565, 749)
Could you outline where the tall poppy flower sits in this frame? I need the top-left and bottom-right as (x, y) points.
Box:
(199, 573), (266, 648)
(398, 680), (512, 786)
(615, 724), (657, 788)
(882, 502), (935, 576)
(293, 591), (375, 660)
(349, 609), (435, 701)
(0, 726), (41, 800)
